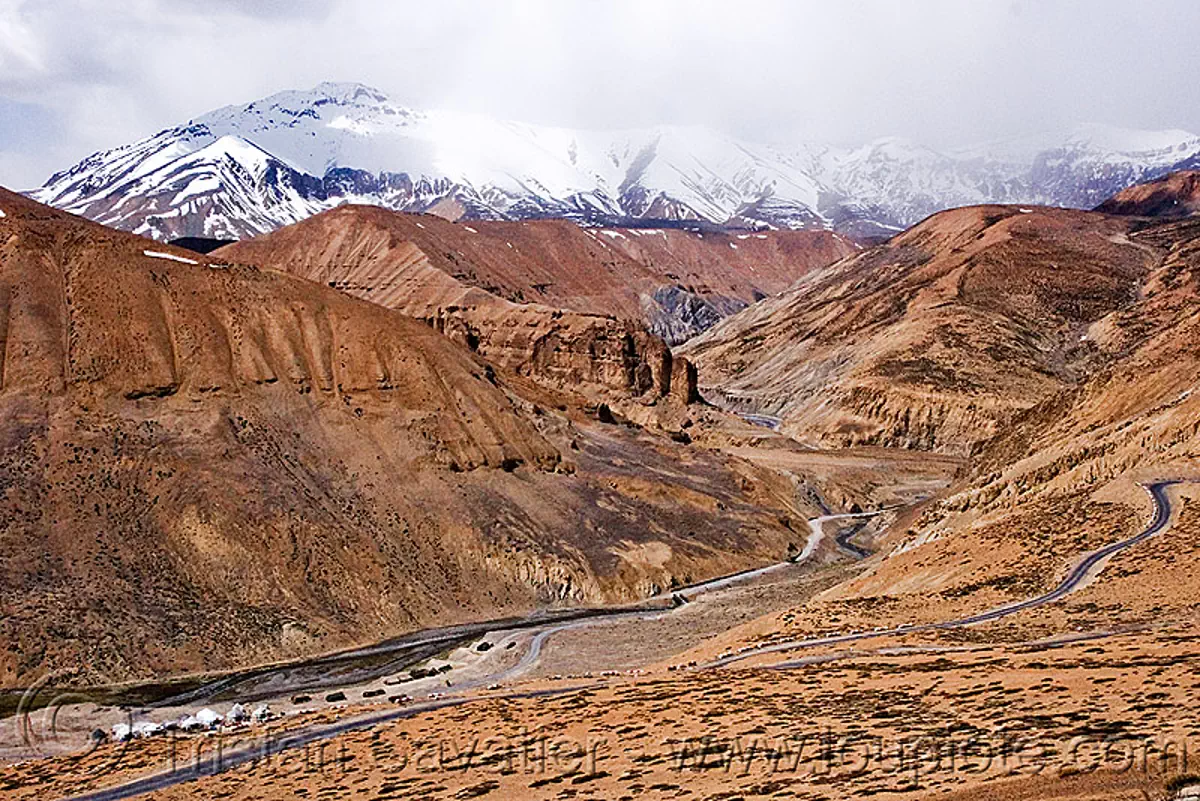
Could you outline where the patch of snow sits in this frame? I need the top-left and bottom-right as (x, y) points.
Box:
(171, 174), (221, 206)
(1019, 208), (1034, 213)
(0, 208), (6, 218)
(599, 230), (625, 239)
(326, 114), (375, 136)
(729, 242), (738, 250)
(144, 249), (198, 265)
(463, 225), (477, 233)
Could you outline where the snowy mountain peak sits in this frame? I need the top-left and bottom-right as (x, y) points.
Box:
(197, 81), (400, 126)
(309, 81), (391, 104)
(197, 134), (284, 172)
(1060, 123), (1200, 155)
(27, 82), (1200, 242)
(956, 123), (1200, 165)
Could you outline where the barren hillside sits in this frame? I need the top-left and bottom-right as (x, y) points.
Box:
(683, 180), (1200, 667)
(1096, 169), (1200, 218)
(682, 205), (1156, 453)
(0, 189), (811, 687)
(215, 205), (855, 343)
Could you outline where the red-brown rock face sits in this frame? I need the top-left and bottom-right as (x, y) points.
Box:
(1096, 169), (1200, 219)
(215, 206), (724, 405)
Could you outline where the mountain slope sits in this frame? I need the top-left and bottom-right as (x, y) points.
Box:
(811, 210), (1200, 637)
(216, 205), (699, 408)
(1095, 169), (1200, 218)
(0, 188), (809, 686)
(29, 83), (834, 238)
(686, 177), (1200, 680)
(215, 204), (856, 345)
(680, 204), (1157, 453)
(28, 83), (1200, 241)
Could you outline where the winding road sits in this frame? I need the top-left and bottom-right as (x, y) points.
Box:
(59, 509), (870, 801)
(940, 480), (1176, 626)
(58, 481), (1184, 801)
(704, 480), (1181, 668)
(473, 507), (883, 687)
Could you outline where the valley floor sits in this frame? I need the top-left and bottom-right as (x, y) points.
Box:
(3, 451), (1198, 801)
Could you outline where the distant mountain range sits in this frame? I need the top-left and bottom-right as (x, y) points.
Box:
(26, 82), (1200, 240)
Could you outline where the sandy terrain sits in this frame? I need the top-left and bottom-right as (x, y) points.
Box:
(6, 622), (1197, 801)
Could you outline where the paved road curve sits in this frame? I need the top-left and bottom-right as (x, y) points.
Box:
(60, 482), (1182, 801)
(938, 480), (1177, 627)
(703, 481), (1182, 668)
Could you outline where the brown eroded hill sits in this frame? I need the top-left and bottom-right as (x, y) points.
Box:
(681, 205), (1157, 454)
(215, 205), (856, 344)
(753, 211), (1200, 646)
(682, 178), (1200, 666)
(1095, 168), (1200, 218)
(215, 206), (697, 411)
(0, 188), (811, 687)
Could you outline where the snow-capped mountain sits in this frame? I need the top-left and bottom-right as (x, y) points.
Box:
(27, 82), (1200, 240)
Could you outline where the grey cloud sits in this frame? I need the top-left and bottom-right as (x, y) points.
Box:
(1, 0), (1199, 189)
(171, 0), (336, 20)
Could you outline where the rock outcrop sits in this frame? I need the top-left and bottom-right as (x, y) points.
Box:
(424, 303), (697, 405)
(214, 206), (725, 406)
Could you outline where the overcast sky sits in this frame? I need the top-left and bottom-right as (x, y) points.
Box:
(1, 0), (1197, 189)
